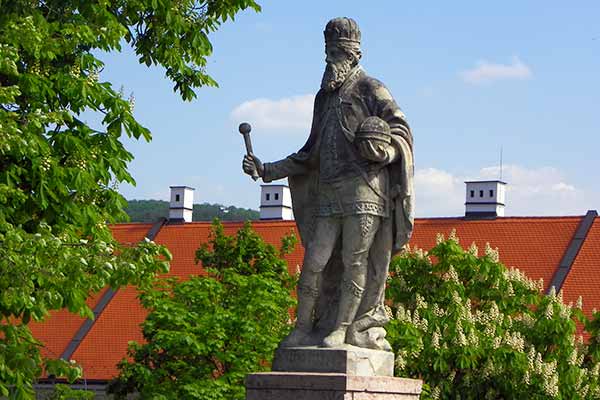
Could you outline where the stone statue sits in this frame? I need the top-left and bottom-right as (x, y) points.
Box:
(242, 17), (414, 351)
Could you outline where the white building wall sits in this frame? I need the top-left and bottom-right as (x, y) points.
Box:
(465, 181), (506, 217)
(169, 186), (195, 222)
(260, 185), (294, 220)
(281, 206), (294, 220)
(466, 203), (504, 216)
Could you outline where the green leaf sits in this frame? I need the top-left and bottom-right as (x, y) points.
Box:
(1, 0), (260, 394)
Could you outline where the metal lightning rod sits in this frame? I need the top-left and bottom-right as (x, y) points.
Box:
(499, 146), (503, 181)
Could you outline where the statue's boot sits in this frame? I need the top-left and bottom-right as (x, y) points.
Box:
(280, 280), (320, 348)
(322, 279), (364, 348)
(280, 323), (311, 348)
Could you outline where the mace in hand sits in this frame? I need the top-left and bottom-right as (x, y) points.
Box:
(239, 122), (263, 181)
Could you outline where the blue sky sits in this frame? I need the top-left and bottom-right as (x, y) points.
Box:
(95, 1), (600, 217)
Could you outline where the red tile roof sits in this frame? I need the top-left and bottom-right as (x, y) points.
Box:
(153, 221), (302, 278)
(110, 223), (153, 245)
(560, 217), (600, 318)
(411, 217), (582, 292)
(29, 290), (106, 361)
(30, 224), (151, 371)
(52, 221), (303, 379)
(69, 287), (145, 380)
(32, 214), (600, 381)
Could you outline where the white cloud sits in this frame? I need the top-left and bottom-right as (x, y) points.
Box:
(479, 164), (590, 215)
(414, 164), (598, 217)
(551, 182), (576, 193)
(414, 168), (464, 217)
(460, 56), (532, 85)
(230, 94), (314, 134)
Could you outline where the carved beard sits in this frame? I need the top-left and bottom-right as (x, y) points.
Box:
(320, 57), (354, 92)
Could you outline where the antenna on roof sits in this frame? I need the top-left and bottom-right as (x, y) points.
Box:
(499, 146), (503, 181)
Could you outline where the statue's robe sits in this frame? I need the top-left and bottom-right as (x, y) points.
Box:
(263, 66), (414, 349)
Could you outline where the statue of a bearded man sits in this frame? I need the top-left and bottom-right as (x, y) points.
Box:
(243, 17), (414, 351)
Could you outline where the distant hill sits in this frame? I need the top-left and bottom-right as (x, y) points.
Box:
(124, 200), (259, 223)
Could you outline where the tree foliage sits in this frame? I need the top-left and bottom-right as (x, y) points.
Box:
(387, 232), (600, 399)
(124, 199), (259, 223)
(109, 220), (296, 400)
(0, 0), (259, 397)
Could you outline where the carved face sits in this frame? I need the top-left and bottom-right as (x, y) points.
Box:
(325, 43), (347, 65)
(320, 43), (355, 92)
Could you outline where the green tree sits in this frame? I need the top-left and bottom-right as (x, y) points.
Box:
(45, 384), (95, 400)
(123, 199), (260, 223)
(124, 199), (170, 222)
(109, 220), (296, 400)
(387, 232), (600, 399)
(0, 0), (259, 397)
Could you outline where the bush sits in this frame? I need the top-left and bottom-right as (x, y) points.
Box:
(387, 232), (600, 399)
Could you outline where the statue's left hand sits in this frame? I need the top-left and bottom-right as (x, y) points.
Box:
(358, 141), (388, 163)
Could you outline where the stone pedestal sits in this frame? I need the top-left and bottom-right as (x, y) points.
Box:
(246, 372), (422, 400)
(247, 347), (422, 399)
(273, 346), (394, 376)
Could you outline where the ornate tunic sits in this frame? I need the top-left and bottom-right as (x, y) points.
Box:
(316, 92), (388, 217)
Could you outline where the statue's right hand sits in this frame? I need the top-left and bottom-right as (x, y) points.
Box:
(242, 154), (264, 178)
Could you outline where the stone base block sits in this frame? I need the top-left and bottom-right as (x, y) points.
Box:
(246, 372), (422, 400)
(273, 346), (394, 376)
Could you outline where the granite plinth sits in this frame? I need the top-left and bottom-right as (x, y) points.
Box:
(273, 346), (394, 377)
(246, 372), (422, 400)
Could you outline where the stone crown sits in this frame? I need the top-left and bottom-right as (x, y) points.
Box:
(324, 17), (361, 44)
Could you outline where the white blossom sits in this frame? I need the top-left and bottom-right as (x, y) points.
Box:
(492, 336), (501, 349)
(506, 281), (514, 296)
(395, 304), (411, 323)
(448, 265), (460, 283)
(468, 242), (478, 257)
(432, 303), (445, 317)
(484, 242), (500, 263)
(384, 305), (393, 320)
(455, 321), (467, 347)
(448, 370), (456, 382)
(567, 348), (577, 365)
(415, 294), (427, 310)
(395, 350), (407, 371)
(448, 228), (459, 243)
(128, 93), (136, 112)
(558, 301), (572, 319)
(536, 278), (545, 292)
(432, 329), (441, 350)
(435, 232), (445, 244)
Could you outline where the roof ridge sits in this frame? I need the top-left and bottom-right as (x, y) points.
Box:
(60, 220), (166, 363)
(110, 222), (154, 227)
(547, 210), (598, 294)
(416, 216), (586, 222)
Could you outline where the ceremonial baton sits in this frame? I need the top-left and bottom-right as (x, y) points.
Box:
(239, 122), (259, 181)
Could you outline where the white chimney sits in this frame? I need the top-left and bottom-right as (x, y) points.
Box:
(465, 180), (506, 218)
(260, 184), (294, 220)
(169, 186), (194, 223)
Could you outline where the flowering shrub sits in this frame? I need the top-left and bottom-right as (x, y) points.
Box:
(387, 232), (600, 399)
